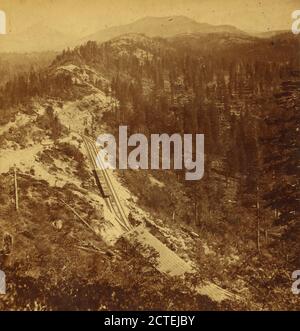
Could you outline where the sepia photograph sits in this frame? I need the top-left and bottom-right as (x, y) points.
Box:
(0, 0), (299, 315)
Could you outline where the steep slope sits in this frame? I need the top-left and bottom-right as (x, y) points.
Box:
(0, 64), (238, 310)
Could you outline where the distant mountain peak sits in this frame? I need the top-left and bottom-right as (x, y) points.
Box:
(79, 16), (246, 45)
(135, 15), (196, 22)
(0, 15), (246, 53)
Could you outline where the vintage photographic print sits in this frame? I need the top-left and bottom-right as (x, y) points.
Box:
(0, 0), (299, 312)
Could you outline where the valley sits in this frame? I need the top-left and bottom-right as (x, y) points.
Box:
(0, 14), (299, 311)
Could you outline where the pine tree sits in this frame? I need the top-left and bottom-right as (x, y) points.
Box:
(262, 77), (300, 230)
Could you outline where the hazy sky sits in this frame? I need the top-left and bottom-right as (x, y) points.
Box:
(0, 0), (299, 36)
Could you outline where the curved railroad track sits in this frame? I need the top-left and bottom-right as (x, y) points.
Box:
(81, 134), (132, 232)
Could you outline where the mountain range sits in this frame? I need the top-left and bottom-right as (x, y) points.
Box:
(79, 16), (246, 44)
(0, 15), (260, 53)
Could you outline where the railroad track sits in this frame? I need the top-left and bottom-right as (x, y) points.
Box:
(80, 133), (236, 303)
(81, 134), (132, 232)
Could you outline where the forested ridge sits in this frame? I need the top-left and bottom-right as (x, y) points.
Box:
(50, 32), (299, 254)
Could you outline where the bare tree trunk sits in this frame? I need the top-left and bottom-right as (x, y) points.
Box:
(14, 165), (19, 212)
(256, 185), (261, 253)
(194, 200), (198, 226)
